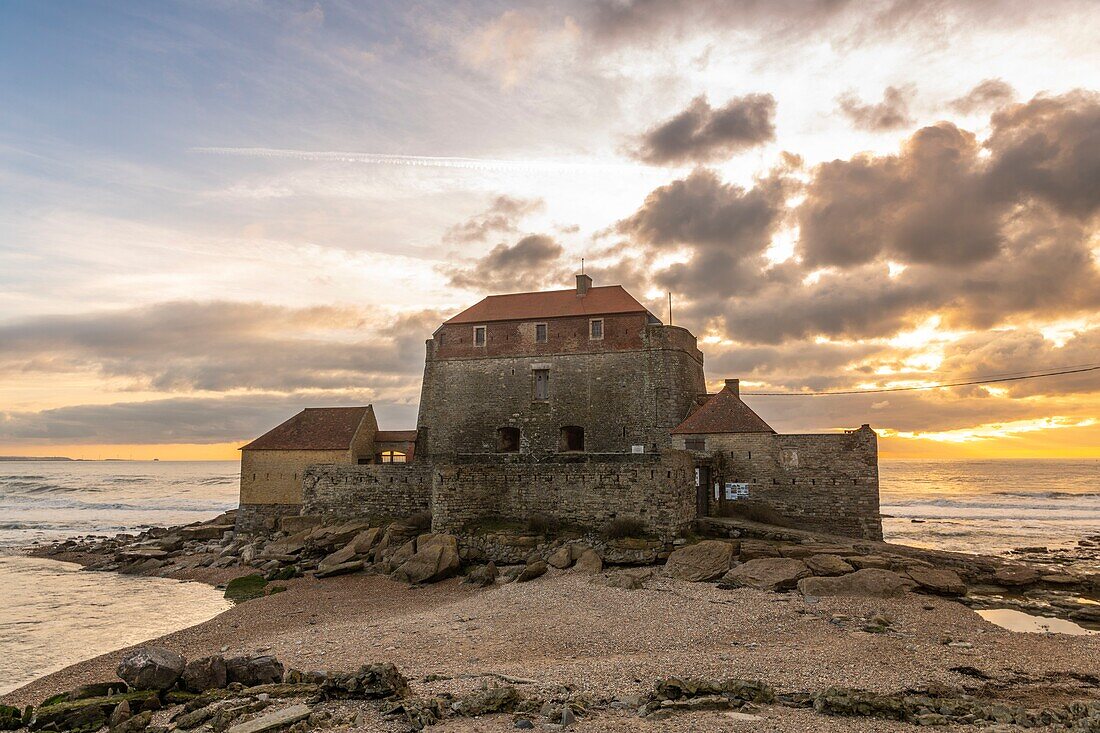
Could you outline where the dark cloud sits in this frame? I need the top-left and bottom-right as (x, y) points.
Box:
(613, 167), (792, 295)
(447, 233), (569, 292)
(0, 301), (432, 393)
(836, 85), (915, 131)
(949, 78), (1016, 114)
(631, 94), (776, 165)
(0, 394), (420, 445)
(607, 92), (1100, 347)
(443, 195), (544, 243)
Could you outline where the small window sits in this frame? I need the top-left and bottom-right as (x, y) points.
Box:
(497, 426), (521, 452)
(534, 369), (550, 400)
(535, 323), (547, 343)
(357, 457), (371, 465)
(381, 450), (407, 463)
(560, 425), (584, 452)
(474, 326), (486, 346)
(685, 437), (706, 451)
(589, 318), (603, 340)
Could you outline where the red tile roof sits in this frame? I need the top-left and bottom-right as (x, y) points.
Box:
(240, 406), (371, 450)
(445, 285), (650, 324)
(375, 430), (418, 443)
(671, 386), (775, 435)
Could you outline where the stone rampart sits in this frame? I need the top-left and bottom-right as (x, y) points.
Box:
(302, 463), (433, 523)
(431, 450), (696, 541)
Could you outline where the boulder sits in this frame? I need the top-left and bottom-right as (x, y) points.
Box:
(315, 560), (364, 579)
(373, 522), (420, 562)
(318, 528), (382, 571)
(664, 540), (734, 582)
(602, 538), (663, 565)
(416, 533), (458, 552)
(116, 647), (185, 690)
(225, 705), (311, 733)
(393, 541), (461, 584)
(906, 567), (967, 596)
(261, 529), (313, 557)
(40, 682), (129, 706)
(722, 558), (810, 591)
(181, 655), (227, 692)
(547, 546), (574, 569)
(320, 663), (409, 699)
(602, 568), (653, 590)
(516, 560), (548, 582)
(107, 701), (130, 729)
(110, 709), (152, 733)
(779, 544), (853, 558)
(386, 539), (418, 570)
(225, 655), (284, 687)
(805, 554), (854, 577)
(846, 555), (894, 570)
(573, 549), (603, 574)
(180, 523), (234, 541)
(307, 520), (373, 551)
(738, 540), (781, 560)
(464, 562), (498, 587)
(797, 568), (910, 598)
(993, 565), (1040, 586)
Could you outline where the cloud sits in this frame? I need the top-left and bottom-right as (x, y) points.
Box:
(949, 78), (1016, 114)
(0, 301), (435, 393)
(630, 94), (777, 165)
(0, 393), (418, 445)
(447, 234), (570, 292)
(836, 85), (915, 131)
(443, 195), (544, 243)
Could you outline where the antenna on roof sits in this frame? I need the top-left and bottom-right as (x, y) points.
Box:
(668, 292), (673, 325)
(581, 257), (584, 274)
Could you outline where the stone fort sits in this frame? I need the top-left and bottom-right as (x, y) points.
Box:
(237, 275), (882, 542)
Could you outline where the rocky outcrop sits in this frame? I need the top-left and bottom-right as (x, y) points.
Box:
(804, 554), (854, 576)
(516, 560), (548, 582)
(905, 567), (967, 596)
(721, 558), (810, 591)
(664, 541), (734, 582)
(225, 655), (284, 687)
(319, 663), (409, 700)
(393, 536), (461, 584)
(180, 655), (227, 693)
(798, 569), (911, 598)
(116, 647), (185, 691)
(574, 549), (603, 574)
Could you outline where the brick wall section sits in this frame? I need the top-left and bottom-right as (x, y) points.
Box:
(434, 313), (651, 359)
(416, 324), (705, 457)
(431, 451), (697, 541)
(301, 463), (433, 523)
(676, 426), (882, 540)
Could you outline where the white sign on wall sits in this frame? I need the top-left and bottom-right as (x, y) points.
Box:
(724, 482), (749, 500)
(631, 445), (645, 454)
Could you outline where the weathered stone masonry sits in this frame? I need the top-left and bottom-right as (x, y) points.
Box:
(302, 463), (433, 523)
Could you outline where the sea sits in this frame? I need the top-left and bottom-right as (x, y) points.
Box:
(1, 458), (1098, 695)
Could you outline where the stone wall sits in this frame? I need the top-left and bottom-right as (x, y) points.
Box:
(431, 451), (696, 541)
(416, 324), (706, 457)
(677, 426), (882, 540)
(301, 463), (433, 523)
(235, 503), (302, 534)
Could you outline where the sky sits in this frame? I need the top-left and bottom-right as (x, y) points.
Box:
(1, 0), (1099, 460)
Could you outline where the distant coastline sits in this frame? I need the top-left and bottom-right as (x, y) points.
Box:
(0, 456), (75, 462)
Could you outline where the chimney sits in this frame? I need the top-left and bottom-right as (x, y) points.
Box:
(724, 378), (740, 397)
(576, 273), (592, 296)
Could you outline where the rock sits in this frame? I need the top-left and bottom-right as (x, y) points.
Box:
(262, 529), (313, 557)
(846, 555), (894, 570)
(514, 719), (534, 729)
(738, 540), (780, 560)
(664, 540), (734, 582)
(40, 682), (130, 706)
(120, 548), (169, 560)
(805, 554), (854, 576)
(181, 655), (228, 692)
(602, 568), (652, 590)
(722, 558), (810, 591)
(224, 574), (269, 602)
(116, 647), (185, 690)
(307, 520), (373, 551)
(993, 565), (1040, 586)
(547, 546), (574, 569)
(906, 567), (967, 596)
(798, 569), (911, 598)
(181, 524), (234, 541)
(31, 692), (158, 733)
(573, 549), (603, 574)
(386, 539), (418, 570)
(516, 560), (547, 582)
(108, 701), (131, 729)
(320, 663), (409, 699)
(602, 538), (663, 565)
(314, 560), (363, 579)
(393, 540), (462, 584)
(110, 710), (152, 733)
(560, 705), (575, 726)
(0, 705), (23, 731)
(226, 704), (312, 733)
(452, 686), (522, 715)
(225, 655), (285, 687)
(464, 562), (498, 587)
(318, 528), (381, 571)
(1041, 572), (1080, 585)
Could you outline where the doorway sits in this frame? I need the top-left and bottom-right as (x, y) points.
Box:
(695, 465), (711, 517)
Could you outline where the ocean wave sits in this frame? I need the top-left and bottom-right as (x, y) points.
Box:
(991, 490), (1100, 499)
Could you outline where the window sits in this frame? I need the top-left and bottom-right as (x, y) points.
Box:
(497, 426), (521, 452)
(357, 457), (371, 465)
(685, 437), (706, 451)
(380, 450), (407, 463)
(560, 425), (584, 452)
(535, 323), (547, 343)
(534, 369), (550, 400)
(589, 318), (603, 340)
(474, 326), (486, 346)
